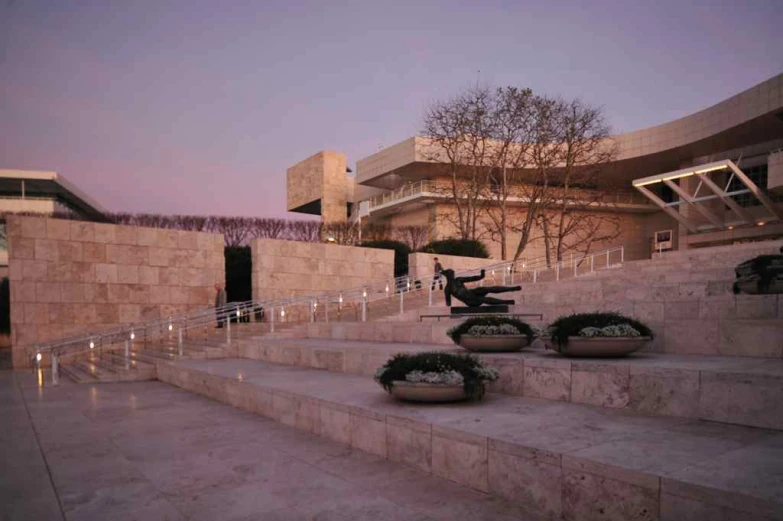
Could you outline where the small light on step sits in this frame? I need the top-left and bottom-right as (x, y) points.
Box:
(757, 221), (765, 226)
(385, 284), (389, 293)
(236, 310), (241, 317)
(168, 324), (173, 331)
(36, 353), (42, 363)
(130, 332), (135, 340)
(313, 302), (317, 308)
(280, 309), (286, 318)
(728, 225), (734, 230)
(89, 341), (95, 349)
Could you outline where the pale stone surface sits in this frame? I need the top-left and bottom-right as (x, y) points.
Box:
(7, 215), (224, 367)
(699, 371), (783, 430)
(386, 416), (432, 473)
(350, 410), (387, 457)
(570, 363), (630, 409)
(629, 366), (700, 418)
(488, 448), (563, 520)
(432, 427), (489, 492)
(523, 363), (571, 401)
(252, 238), (393, 302)
(562, 470), (658, 521)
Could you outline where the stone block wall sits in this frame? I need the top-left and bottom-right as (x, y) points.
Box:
(286, 151), (351, 223)
(252, 239), (394, 302)
(7, 216), (225, 367)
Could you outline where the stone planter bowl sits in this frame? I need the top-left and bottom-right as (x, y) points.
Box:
(458, 335), (529, 353)
(557, 336), (652, 357)
(390, 381), (470, 403)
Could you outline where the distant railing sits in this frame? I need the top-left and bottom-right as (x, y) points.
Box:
(29, 245), (624, 385)
(365, 181), (652, 210)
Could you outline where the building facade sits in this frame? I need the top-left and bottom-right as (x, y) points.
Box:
(288, 74), (783, 262)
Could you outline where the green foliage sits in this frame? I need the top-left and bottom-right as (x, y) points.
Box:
(375, 351), (496, 400)
(361, 240), (412, 277)
(421, 239), (489, 259)
(0, 278), (9, 335)
(447, 316), (534, 345)
(548, 312), (653, 347)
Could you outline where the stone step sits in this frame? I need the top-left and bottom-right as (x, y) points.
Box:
(158, 358), (783, 521)
(59, 361), (99, 384)
(72, 360), (122, 381)
(237, 338), (783, 431)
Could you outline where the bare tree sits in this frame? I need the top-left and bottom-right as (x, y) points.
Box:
(422, 86), (495, 241)
(395, 225), (429, 250)
(481, 87), (536, 259)
(212, 216), (252, 246)
(249, 218), (288, 239)
(511, 95), (563, 262)
(289, 220), (322, 242)
(541, 98), (620, 261)
(361, 223), (392, 242)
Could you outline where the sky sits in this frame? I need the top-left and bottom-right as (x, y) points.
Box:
(1, 0), (782, 218)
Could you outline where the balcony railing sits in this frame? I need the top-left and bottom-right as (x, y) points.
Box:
(365, 181), (653, 210)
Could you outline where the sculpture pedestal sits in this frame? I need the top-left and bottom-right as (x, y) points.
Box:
(450, 305), (509, 315)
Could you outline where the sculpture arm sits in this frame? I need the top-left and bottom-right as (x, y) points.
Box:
(459, 270), (485, 284)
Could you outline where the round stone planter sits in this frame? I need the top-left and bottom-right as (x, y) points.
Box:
(389, 381), (470, 403)
(458, 335), (529, 353)
(557, 336), (652, 357)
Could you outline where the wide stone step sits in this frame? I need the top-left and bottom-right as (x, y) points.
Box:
(237, 338), (783, 431)
(59, 362), (99, 384)
(157, 358), (783, 521)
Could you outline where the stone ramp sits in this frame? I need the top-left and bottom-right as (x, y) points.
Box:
(236, 337), (783, 431)
(158, 358), (783, 521)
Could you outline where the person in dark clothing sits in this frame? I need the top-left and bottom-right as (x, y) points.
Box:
(431, 257), (444, 290)
(441, 269), (521, 307)
(214, 283), (227, 328)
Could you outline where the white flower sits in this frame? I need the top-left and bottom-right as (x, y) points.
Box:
(475, 367), (500, 381)
(405, 370), (464, 386)
(578, 324), (641, 338)
(466, 324), (520, 336)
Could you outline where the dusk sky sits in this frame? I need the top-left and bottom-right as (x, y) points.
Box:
(1, 0), (781, 218)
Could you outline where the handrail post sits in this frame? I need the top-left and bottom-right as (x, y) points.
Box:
(51, 353), (59, 386)
(590, 255), (594, 273)
(556, 264), (560, 281)
(362, 288), (367, 322)
(399, 285), (404, 315)
(226, 312), (231, 345)
(621, 247), (624, 264)
(606, 250), (610, 268)
(533, 269), (537, 283)
(178, 327), (183, 356)
(428, 277), (433, 307)
(310, 300), (315, 324)
(124, 340), (130, 370)
(325, 299), (329, 323)
(270, 307), (275, 333)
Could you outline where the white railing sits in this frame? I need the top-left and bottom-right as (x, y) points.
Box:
(29, 245), (624, 385)
(365, 181), (652, 210)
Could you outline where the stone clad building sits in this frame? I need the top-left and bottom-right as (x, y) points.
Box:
(287, 73), (783, 261)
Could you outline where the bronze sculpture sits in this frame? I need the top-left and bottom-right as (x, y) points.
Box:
(441, 269), (521, 307)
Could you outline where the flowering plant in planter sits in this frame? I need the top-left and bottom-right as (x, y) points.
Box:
(447, 316), (535, 344)
(375, 352), (499, 401)
(547, 312), (653, 357)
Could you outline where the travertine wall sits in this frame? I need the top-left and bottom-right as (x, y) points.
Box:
(408, 252), (496, 279)
(286, 150), (351, 223)
(7, 216), (225, 367)
(252, 239), (394, 301)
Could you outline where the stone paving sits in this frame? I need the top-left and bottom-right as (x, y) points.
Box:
(0, 370), (543, 521)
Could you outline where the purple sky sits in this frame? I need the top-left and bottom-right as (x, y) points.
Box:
(1, 1), (782, 217)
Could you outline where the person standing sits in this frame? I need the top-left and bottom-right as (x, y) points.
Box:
(431, 257), (444, 290)
(214, 283), (227, 328)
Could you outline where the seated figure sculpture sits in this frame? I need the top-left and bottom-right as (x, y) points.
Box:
(441, 269), (522, 307)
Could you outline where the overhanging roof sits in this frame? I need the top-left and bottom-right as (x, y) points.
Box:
(0, 169), (108, 219)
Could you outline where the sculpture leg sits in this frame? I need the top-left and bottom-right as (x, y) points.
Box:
(480, 296), (516, 305)
(474, 286), (521, 296)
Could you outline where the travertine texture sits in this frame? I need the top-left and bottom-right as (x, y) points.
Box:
(251, 238), (394, 301)
(160, 358), (783, 521)
(286, 150), (351, 223)
(7, 216), (225, 367)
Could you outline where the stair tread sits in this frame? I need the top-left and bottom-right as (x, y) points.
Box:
(73, 360), (121, 380)
(165, 357), (783, 517)
(60, 362), (99, 383)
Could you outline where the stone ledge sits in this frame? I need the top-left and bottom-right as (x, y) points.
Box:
(236, 338), (783, 430)
(158, 358), (783, 521)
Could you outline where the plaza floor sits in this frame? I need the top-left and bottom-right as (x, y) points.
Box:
(0, 369), (542, 521)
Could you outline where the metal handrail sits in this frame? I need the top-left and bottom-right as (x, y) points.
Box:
(30, 245), (624, 383)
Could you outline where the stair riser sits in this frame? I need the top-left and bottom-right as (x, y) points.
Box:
(158, 362), (783, 521)
(238, 341), (783, 431)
